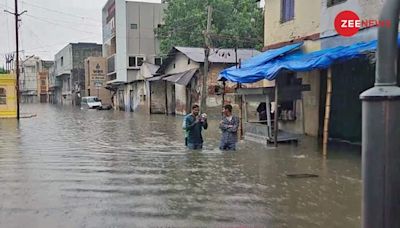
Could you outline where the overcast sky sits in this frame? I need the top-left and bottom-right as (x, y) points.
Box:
(0, 0), (265, 66)
(0, 0), (161, 66)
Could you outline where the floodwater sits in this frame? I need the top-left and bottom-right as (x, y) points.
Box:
(0, 104), (361, 228)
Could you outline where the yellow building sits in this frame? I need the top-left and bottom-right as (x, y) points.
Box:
(0, 73), (17, 119)
(263, 0), (322, 136)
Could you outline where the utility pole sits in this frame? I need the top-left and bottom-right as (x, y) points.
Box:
(201, 5), (212, 113)
(5, 1), (27, 120)
(360, 0), (400, 227)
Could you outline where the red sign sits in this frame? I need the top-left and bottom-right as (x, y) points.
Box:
(334, 10), (391, 37)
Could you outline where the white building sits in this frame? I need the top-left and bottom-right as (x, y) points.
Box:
(102, 0), (166, 110)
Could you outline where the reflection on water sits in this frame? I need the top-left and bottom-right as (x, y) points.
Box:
(0, 104), (361, 228)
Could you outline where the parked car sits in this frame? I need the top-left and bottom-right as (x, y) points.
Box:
(81, 96), (102, 109)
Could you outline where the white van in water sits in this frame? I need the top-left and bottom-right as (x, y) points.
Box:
(81, 96), (102, 109)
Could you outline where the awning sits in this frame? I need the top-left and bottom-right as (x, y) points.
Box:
(220, 36), (400, 83)
(219, 42), (303, 83)
(147, 75), (165, 82)
(163, 68), (198, 86)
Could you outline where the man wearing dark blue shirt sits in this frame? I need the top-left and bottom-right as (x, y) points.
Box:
(184, 104), (208, 150)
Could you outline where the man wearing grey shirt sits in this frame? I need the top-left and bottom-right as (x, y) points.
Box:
(219, 104), (239, 151)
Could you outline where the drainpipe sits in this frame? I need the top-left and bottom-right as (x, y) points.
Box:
(360, 0), (400, 227)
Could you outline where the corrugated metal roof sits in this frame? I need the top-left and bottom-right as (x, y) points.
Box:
(174, 47), (260, 63)
(147, 75), (165, 82)
(163, 68), (198, 86)
(142, 62), (160, 76)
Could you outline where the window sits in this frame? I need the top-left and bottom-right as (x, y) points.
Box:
(130, 24), (138, 29)
(41, 80), (46, 86)
(137, 57), (144, 67)
(60, 57), (64, 67)
(173, 63), (176, 69)
(188, 58), (191, 65)
(281, 0), (294, 23)
(154, 57), (163, 66)
(327, 0), (346, 7)
(128, 56), (146, 68)
(0, 88), (6, 105)
(129, 57), (136, 67)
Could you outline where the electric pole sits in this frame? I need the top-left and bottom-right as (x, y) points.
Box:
(5, 0), (27, 120)
(201, 5), (212, 113)
(360, 0), (400, 227)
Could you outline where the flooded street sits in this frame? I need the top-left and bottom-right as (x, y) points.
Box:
(0, 104), (361, 228)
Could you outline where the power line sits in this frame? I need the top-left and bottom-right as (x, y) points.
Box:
(23, 12), (101, 27)
(21, 0), (101, 23)
(24, 14), (102, 35)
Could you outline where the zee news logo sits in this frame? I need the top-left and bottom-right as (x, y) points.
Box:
(334, 10), (391, 37)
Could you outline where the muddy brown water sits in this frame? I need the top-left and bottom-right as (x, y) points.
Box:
(0, 104), (361, 228)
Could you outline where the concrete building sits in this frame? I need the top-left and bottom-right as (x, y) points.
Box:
(84, 57), (112, 105)
(150, 47), (260, 116)
(124, 62), (159, 112)
(102, 0), (166, 110)
(262, 0), (387, 143)
(54, 43), (102, 106)
(38, 60), (54, 103)
(48, 64), (60, 104)
(20, 56), (54, 103)
(0, 73), (17, 118)
(20, 56), (40, 103)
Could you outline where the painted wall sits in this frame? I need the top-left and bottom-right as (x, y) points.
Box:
(264, 0), (321, 45)
(175, 84), (187, 115)
(165, 53), (200, 74)
(55, 45), (73, 76)
(0, 74), (17, 118)
(150, 81), (166, 114)
(320, 0), (383, 38)
(126, 2), (165, 60)
(320, 0), (385, 49)
(85, 57), (112, 105)
(102, 0), (164, 83)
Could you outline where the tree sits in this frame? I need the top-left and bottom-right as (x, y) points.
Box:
(156, 0), (264, 54)
(0, 68), (7, 74)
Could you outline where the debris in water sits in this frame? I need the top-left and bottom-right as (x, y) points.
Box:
(286, 173), (319, 178)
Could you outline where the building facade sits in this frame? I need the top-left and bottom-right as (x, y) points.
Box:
(54, 43), (102, 106)
(0, 73), (17, 118)
(262, 0), (387, 143)
(102, 0), (166, 110)
(84, 57), (112, 105)
(20, 56), (40, 103)
(151, 47), (260, 116)
(38, 60), (54, 103)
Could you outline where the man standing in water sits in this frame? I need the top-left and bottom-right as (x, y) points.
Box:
(184, 104), (208, 150)
(219, 104), (239, 151)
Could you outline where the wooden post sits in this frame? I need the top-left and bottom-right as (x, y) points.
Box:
(201, 5), (212, 113)
(301, 93), (306, 134)
(164, 81), (168, 115)
(274, 83), (279, 147)
(323, 68), (333, 156)
(244, 95), (248, 122)
(221, 80), (225, 114)
(266, 95), (272, 140)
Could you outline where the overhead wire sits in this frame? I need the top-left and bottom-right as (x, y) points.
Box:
(21, 0), (101, 24)
(24, 14), (102, 35)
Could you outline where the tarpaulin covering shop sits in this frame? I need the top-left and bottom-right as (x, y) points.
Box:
(219, 37), (399, 147)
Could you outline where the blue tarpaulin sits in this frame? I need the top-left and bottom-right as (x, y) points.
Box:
(219, 42), (303, 83)
(219, 37), (400, 83)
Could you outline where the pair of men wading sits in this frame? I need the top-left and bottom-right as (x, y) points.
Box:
(183, 104), (239, 151)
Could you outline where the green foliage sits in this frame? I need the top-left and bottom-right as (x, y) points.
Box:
(156, 0), (264, 54)
(0, 68), (8, 74)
